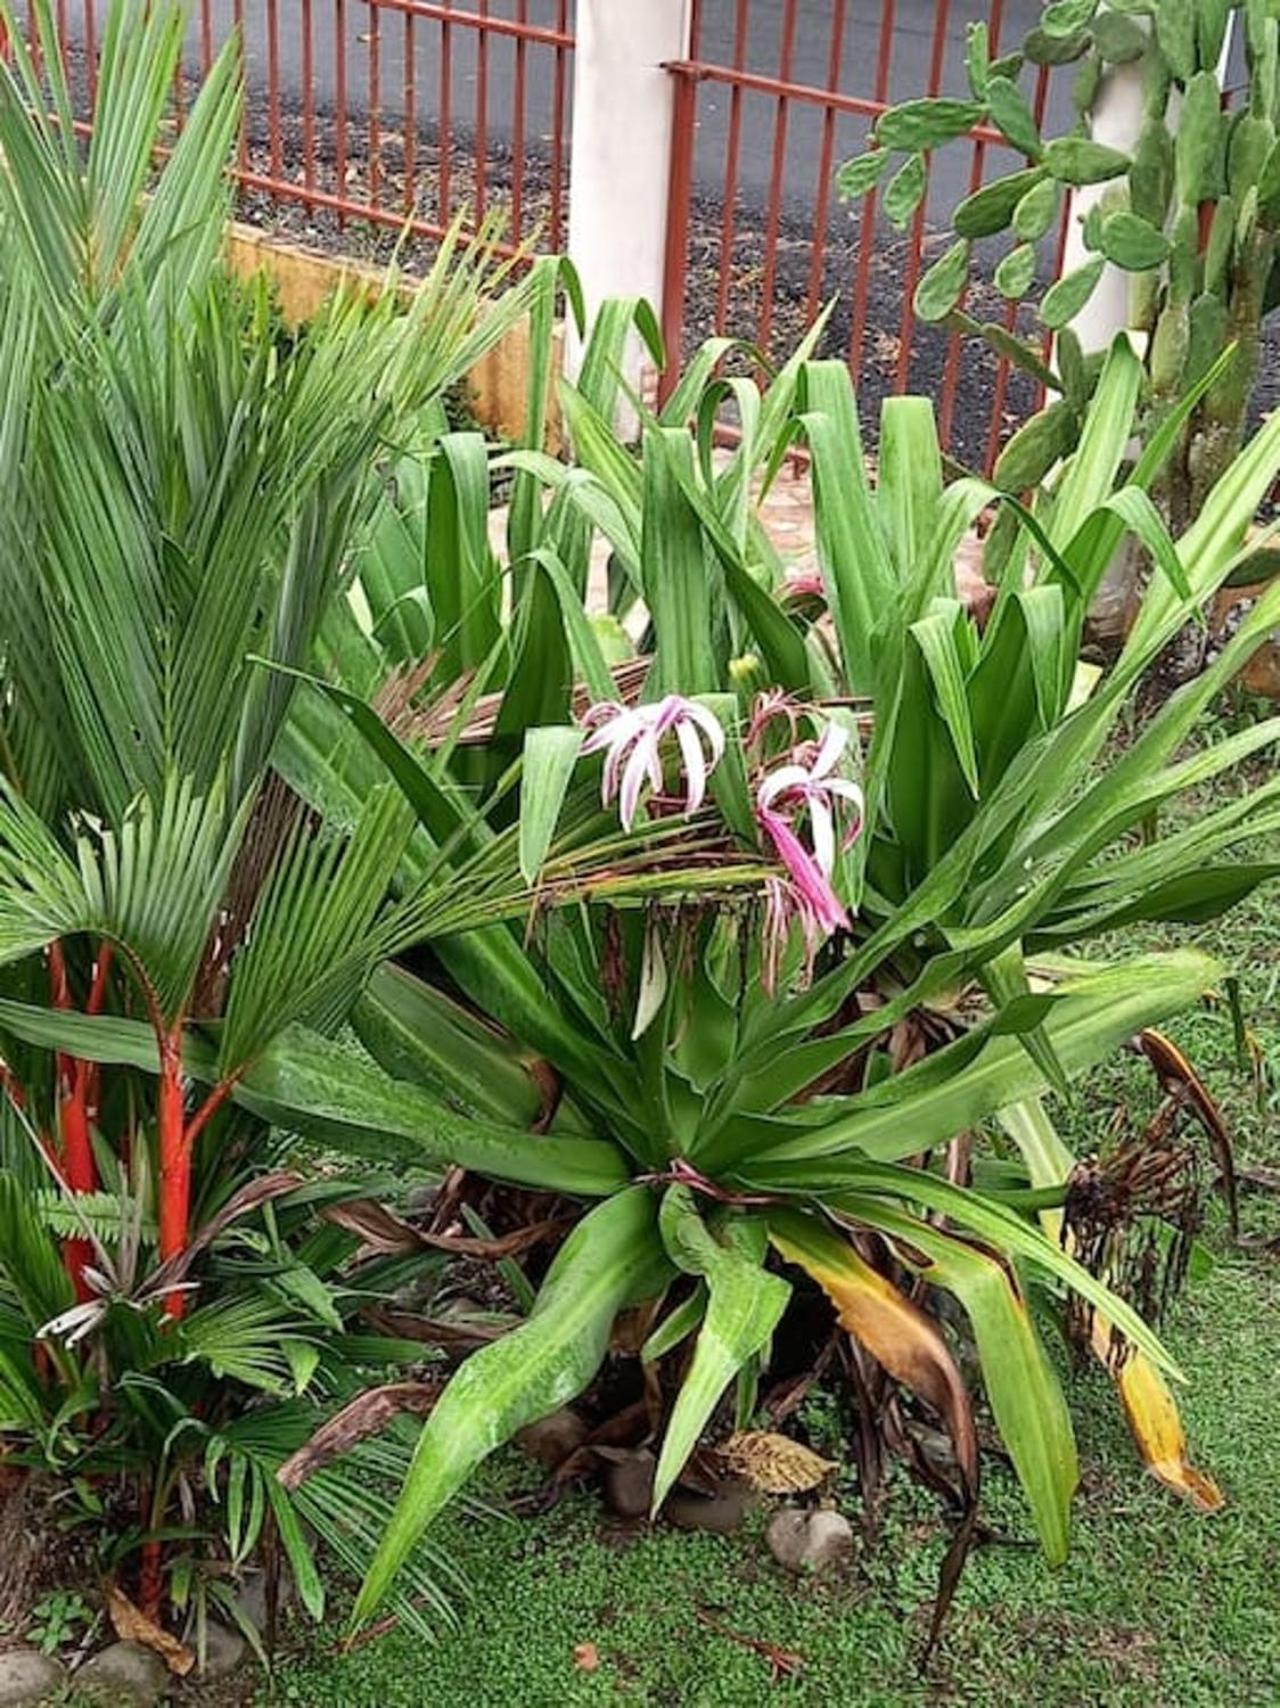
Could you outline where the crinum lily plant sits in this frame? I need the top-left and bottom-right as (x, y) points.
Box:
(244, 305), (1280, 1631)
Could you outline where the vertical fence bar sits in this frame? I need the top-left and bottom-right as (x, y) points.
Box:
(266, 0), (284, 181)
(984, 62), (1052, 470)
(233, 0), (247, 173)
(438, 0), (453, 226)
(301, 0), (316, 208)
(659, 67), (698, 404)
(403, 4), (416, 214)
(548, 0), (568, 252)
(895, 0), (951, 393)
(84, 0), (97, 107)
(803, 0), (849, 327)
(199, 0), (212, 73)
(474, 0), (489, 225)
(756, 0), (799, 354)
(849, 0), (896, 378)
(714, 0), (750, 337)
(939, 0), (1006, 446)
(368, 0), (382, 210)
(335, 0), (348, 225)
(511, 0), (528, 241)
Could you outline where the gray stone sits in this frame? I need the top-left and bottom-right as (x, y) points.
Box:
(516, 1407), (589, 1469)
(0, 1647), (67, 1706)
(665, 1481), (755, 1535)
(766, 1506), (855, 1575)
(601, 1449), (655, 1520)
(74, 1641), (169, 1706)
(195, 1620), (246, 1682)
(405, 1183), (439, 1217)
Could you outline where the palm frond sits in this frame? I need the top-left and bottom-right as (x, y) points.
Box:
(220, 788), (412, 1075)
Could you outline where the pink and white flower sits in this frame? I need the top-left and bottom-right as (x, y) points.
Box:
(755, 719), (864, 941)
(581, 695), (726, 832)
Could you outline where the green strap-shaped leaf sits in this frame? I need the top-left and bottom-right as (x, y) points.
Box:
(906, 607), (981, 798)
(800, 360), (897, 695)
(352, 1187), (671, 1628)
(643, 428), (717, 696)
(744, 949), (1220, 1178)
(652, 1190), (790, 1512)
(519, 726), (586, 885)
(0, 1001), (631, 1198)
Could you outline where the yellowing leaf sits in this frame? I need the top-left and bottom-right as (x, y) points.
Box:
(769, 1211), (978, 1496)
(1106, 1343), (1224, 1513)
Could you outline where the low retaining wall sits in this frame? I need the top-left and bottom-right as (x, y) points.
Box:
(225, 223), (564, 449)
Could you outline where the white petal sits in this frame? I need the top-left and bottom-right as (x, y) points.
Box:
(619, 738), (653, 830)
(811, 719), (849, 779)
(582, 705), (644, 755)
(809, 795), (836, 877)
(757, 764), (812, 809)
(599, 730), (633, 806)
(682, 700), (727, 763)
(675, 717), (708, 815)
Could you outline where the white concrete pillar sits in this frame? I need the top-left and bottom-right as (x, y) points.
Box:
(1060, 53), (1148, 354)
(566, 0), (693, 416)
(1061, 10), (1236, 354)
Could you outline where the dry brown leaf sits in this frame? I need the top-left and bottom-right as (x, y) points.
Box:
(716, 1430), (836, 1494)
(573, 1641), (600, 1672)
(105, 1583), (195, 1676)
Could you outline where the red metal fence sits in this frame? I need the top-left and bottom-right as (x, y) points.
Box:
(56, 0), (574, 264)
(662, 0), (1074, 467)
(40, 1), (1077, 465)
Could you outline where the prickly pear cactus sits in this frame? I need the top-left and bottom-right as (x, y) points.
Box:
(837, 0), (1280, 535)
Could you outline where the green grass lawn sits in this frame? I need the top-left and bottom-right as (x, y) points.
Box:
(261, 727), (1280, 1708)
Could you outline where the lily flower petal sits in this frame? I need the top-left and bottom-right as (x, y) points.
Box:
(676, 718), (709, 816)
(810, 718), (849, 780)
(579, 695), (726, 830)
(809, 794), (836, 878)
(760, 808), (848, 933)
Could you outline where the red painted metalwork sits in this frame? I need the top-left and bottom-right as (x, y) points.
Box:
(50, 0), (573, 267)
(670, 0), (1072, 467)
(51, 0), (1072, 464)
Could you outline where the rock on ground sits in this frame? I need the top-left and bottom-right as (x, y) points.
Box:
(0, 1647), (67, 1706)
(766, 1506), (855, 1575)
(195, 1620), (246, 1683)
(74, 1641), (169, 1706)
